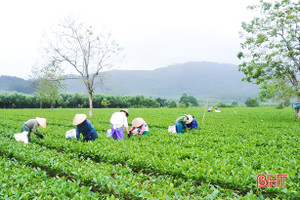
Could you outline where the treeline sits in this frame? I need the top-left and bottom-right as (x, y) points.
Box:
(0, 92), (179, 109)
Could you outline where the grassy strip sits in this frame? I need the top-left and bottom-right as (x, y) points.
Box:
(2, 125), (297, 199)
(1, 108), (299, 199)
(0, 156), (104, 199)
(0, 135), (246, 199)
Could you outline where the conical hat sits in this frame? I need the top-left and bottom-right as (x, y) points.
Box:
(120, 109), (129, 116)
(36, 117), (46, 128)
(132, 118), (145, 127)
(185, 115), (193, 124)
(73, 114), (87, 125)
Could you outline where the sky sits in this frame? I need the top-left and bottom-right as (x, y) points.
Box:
(0, 0), (259, 79)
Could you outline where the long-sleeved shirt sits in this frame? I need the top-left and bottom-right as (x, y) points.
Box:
(130, 122), (149, 135)
(76, 119), (98, 141)
(24, 119), (39, 134)
(110, 112), (128, 129)
(175, 116), (188, 125)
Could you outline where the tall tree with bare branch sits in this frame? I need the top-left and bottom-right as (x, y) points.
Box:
(44, 17), (122, 117)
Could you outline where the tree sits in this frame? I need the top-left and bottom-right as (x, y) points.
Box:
(232, 101), (239, 107)
(101, 98), (110, 108)
(44, 17), (121, 117)
(168, 101), (177, 108)
(155, 97), (167, 107)
(237, 0), (300, 119)
(245, 97), (259, 107)
(179, 93), (199, 107)
(260, 78), (295, 108)
(31, 61), (63, 109)
(217, 102), (227, 108)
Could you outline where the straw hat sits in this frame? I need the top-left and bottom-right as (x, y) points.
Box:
(185, 115), (193, 124)
(73, 114), (87, 125)
(36, 117), (46, 128)
(120, 109), (129, 116)
(132, 118), (145, 127)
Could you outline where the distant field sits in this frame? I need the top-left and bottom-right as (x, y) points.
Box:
(0, 107), (299, 199)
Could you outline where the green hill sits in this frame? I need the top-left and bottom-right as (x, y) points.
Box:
(0, 75), (34, 94)
(102, 62), (259, 102)
(0, 62), (259, 102)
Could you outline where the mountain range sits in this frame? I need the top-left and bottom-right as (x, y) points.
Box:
(0, 62), (259, 103)
(0, 75), (34, 94)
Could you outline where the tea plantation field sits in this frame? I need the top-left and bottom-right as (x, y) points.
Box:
(0, 107), (299, 199)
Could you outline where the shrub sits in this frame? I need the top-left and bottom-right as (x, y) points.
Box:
(245, 97), (259, 107)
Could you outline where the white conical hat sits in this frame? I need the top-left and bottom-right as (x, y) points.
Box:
(73, 114), (87, 125)
(185, 115), (193, 124)
(120, 109), (129, 116)
(132, 118), (145, 127)
(36, 117), (46, 128)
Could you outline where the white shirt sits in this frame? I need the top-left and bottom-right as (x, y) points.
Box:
(110, 112), (128, 129)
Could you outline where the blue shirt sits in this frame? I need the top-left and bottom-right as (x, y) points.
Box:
(186, 116), (198, 129)
(76, 119), (98, 142)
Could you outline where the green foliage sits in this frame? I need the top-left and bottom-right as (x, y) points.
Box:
(178, 102), (186, 108)
(231, 101), (239, 107)
(167, 101), (177, 108)
(0, 92), (161, 109)
(155, 97), (167, 107)
(238, 0), (300, 108)
(217, 102), (226, 108)
(0, 108), (299, 199)
(0, 156), (102, 199)
(260, 78), (295, 108)
(215, 101), (238, 108)
(216, 101), (239, 108)
(245, 97), (260, 107)
(0, 92), (40, 108)
(216, 102), (237, 108)
(31, 61), (64, 109)
(179, 93), (199, 107)
(101, 98), (110, 108)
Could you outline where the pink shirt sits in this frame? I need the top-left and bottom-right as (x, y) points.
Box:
(130, 122), (147, 135)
